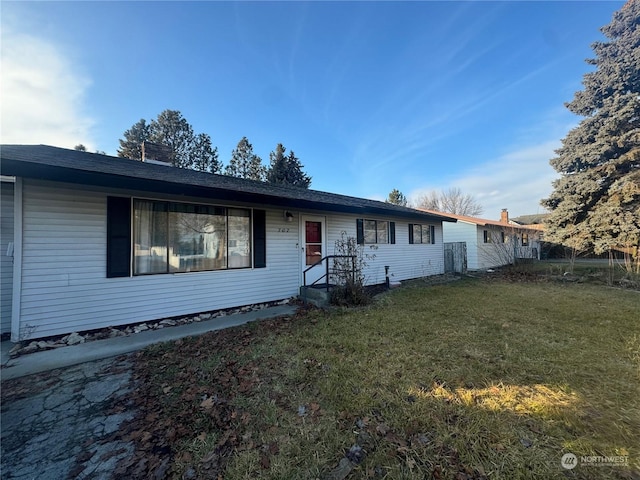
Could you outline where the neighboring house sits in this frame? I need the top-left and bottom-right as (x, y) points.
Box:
(419, 208), (543, 271)
(1, 145), (455, 341)
(509, 213), (549, 237)
(509, 213), (549, 229)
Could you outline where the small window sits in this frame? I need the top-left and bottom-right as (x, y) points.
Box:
(500, 231), (505, 243)
(483, 230), (492, 243)
(357, 219), (394, 244)
(364, 220), (388, 244)
(409, 224), (436, 244)
(522, 233), (529, 246)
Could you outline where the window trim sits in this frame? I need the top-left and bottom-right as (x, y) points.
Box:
(409, 224), (436, 244)
(106, 196), (267, 278)
(133, 198), (253, 275)
(357, 219), (395, 245)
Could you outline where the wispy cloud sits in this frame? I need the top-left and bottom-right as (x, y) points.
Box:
(1, 25), (94, 148)
(409, 140), (560, 218)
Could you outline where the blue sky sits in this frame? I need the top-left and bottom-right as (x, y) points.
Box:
(1, 1), (624, 217)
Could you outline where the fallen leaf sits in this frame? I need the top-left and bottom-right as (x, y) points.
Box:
(260, 453), (271, 469)
(376, 423), (388, 436)
(200, 449), (218, 464)
(527, 423), (542, 434)
(520, 438), (533, 448)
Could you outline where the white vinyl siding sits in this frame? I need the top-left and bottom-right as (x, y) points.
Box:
(444, 221), (541, 270)
(442, 221), (479, 270)
(477, 225), (511, 269)
(1, 181), (14, 333)
(17, 180), (299, 341)
(16, 179), (447, 340)
(326, 214), (444, 285)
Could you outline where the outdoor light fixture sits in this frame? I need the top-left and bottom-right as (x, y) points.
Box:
(284, 211), (294, 222)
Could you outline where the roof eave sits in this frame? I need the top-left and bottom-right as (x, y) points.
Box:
(1, 158), (451, 222)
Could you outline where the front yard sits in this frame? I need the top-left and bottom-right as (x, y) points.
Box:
(121, 278), (639, 479)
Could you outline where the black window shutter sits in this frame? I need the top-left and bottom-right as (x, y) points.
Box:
(390, 222), (396, 244)
(253, 209), (267, 268)
(107, 196), (131, 278)
(408, 224), (414, 244)
(356, 219), (364, 245)
(430, 225), (436, 244)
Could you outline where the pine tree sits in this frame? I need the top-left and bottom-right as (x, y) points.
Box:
(542, 0), (640, 267)
(266, 143), (288, 184)
(266, 143), (311, 188)
(117, 119), (150, 160)
(189, 133), (221, 173)
(225, 137), (266, 181)
(386, 188), (407, 206)
(117, 111), (221, 173)
(149, 110), (195, 168)
(283, 150), (311, 188)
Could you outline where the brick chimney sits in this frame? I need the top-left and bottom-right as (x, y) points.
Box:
(141, 141), (173, 165)
(500, 208), (509, 224)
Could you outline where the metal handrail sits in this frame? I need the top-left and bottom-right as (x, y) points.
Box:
(303, 254), (356, 291)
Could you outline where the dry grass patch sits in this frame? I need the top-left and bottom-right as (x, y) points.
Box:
(123, 279), (640, 479)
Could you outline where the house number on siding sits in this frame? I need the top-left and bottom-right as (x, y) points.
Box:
(277, 228), (291, 233)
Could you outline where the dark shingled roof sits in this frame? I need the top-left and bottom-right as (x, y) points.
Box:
(1, 145), (454, 222)
(510, 213), (550, 225)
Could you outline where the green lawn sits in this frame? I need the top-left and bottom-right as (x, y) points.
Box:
(131, 278), (640, 479)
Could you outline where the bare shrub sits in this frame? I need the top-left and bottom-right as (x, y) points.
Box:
(330, 232), (374, 306)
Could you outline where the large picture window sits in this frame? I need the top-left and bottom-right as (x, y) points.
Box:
(133, 199), (252, 275)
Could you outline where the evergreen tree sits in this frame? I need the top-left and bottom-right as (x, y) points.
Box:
(74, 144), (87, 152)
(266, 143), (288, 184)
(117, 110), (220, 173)
(266, 143), (312, 188)
(225, 137), (266, 181)
(386, 188), (407, 206)
(542, 0), (640, 265)
(283, 150), (311, 188)
(149, 110), (195, 168)
(117, 119), (150, 160)
(189, 133), (221, 173)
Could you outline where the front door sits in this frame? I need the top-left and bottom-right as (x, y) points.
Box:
(301, 216), (326, 285)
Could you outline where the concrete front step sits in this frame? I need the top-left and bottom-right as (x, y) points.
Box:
(299, 285), (332, 308)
